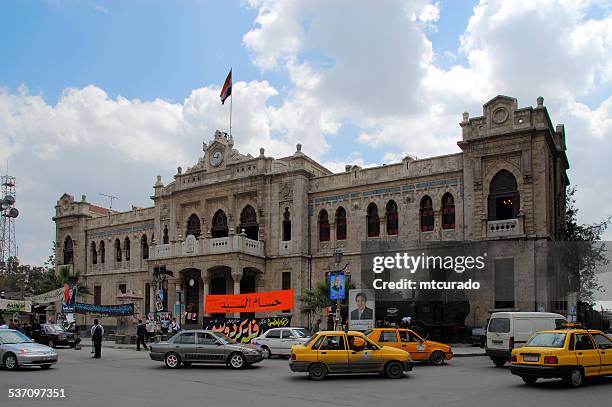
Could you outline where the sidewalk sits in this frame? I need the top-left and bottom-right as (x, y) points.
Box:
(79, 339), (486, 357)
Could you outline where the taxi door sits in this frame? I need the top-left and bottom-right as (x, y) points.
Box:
(399, 329), (428, 361)
(590, 332), (612, 375)
(317, 334), (349, 373)
(572, 333), (601, 376)
(347, 334), (382, 372)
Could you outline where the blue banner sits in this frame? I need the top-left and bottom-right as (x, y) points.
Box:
(73, 302), (135, 316)
(330, 271), (346, 300)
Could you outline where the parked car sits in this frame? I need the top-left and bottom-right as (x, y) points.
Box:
(251, 327), (310, 358)
(510, 328), (612, 387)
(471, 326), (486, 348)
(486, 312), (566, 367)
(0, 329), (58, 370)
(36, 323), (80, 349)
(289, 330), (413, 380)
(365, 328), (453, 365)
(149, 330), (263, 369)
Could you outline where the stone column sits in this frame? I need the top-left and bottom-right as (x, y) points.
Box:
(201, 269), (209, 318)
(231, 269), (243, 318)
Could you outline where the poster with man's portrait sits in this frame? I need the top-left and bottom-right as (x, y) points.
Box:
(329, 272), (346, 300)
(348, 289), (375, 330)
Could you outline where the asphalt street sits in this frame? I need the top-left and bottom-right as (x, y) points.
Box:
(1, 347), (610, 407)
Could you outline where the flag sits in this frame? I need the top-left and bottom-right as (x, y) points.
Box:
(220, 69), (232, 104)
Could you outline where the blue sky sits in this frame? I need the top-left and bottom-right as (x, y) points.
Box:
(0, 0), (610, 285)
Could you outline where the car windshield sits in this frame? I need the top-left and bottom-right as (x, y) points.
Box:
(0, 330), (31, 344)
(303, 334), (318, 347)
(214, 333), (236, 344)
(526, 332), (567, 348)
(488, 318), (510, 333)
(293, 329), (308, 338)
(45, 325), (64, 333)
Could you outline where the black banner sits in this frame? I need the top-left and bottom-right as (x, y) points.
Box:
(203, 316), (292, 344)
(73, 302), (135, 316)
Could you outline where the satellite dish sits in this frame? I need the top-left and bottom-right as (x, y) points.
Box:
(8, 207), (18, 218)
(4, 195), (15, 206)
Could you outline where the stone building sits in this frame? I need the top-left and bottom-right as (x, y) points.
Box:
(53, 95), (571, 332)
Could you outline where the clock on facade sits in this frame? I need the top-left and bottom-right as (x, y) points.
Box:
(210, 150), (224, 166)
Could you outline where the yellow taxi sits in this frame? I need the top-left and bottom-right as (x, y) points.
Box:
(365, 328), (453, 365)
(289, 330), (414, 380)
(510, 328), (612, 387)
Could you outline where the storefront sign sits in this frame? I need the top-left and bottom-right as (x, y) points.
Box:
(205, 289), (294, 313)
(203, 316), (292, 343)
(73, 302), (135, 316)
(0, 299), (31, 312)
(27, 287), (65, 304)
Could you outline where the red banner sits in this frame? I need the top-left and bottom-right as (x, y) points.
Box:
(205, 289), (294, 313)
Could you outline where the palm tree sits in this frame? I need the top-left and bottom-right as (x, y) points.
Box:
(299, 279), (355, 329)
(45, 266), (91, 296)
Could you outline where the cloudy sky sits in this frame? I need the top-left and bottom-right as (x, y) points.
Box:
(0, 0), (611, 281)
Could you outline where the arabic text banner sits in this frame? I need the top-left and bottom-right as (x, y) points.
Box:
(205, 289), (294, 313)
(0, 299), (32, 312)
(73, 303), (135, 316)
(203, 316), (292, 343)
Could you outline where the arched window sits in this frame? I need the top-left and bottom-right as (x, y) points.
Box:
(163, 225), (169, 244)
(336, 207), (347, 241)
(282, 207), (291, 241)
(91, 242), (97, 265)
(124, 237), (131, 261)
(141, 235), (149, 259)
(239, 205), (259, 240)
(367, 203), (380, 237)
(211, 210), (229, 238)
(114, 238), (122, 262)
(318, 210), (330, 241)
(386, 200), (399, 235)
(442, 193), (456, 230)
(100, 241), (105, 264)
(488, 170), (520, 221)
(186, 214), (201, 239)
(420, 196), (434, 232)
(63, 236), (73, 265)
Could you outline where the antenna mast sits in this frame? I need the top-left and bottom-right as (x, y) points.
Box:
(0, 165), (18, 272)
(99, 193), (119, 211)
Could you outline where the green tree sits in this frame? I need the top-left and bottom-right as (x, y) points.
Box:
(565, 187), (610, 304)
(299, 278), (355, 328)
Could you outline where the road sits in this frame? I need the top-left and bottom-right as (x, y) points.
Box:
(1, 347), (610, 407)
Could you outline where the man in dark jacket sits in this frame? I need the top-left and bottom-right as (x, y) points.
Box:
(91, 319), (103, 359)
(136, 319), (147, 351)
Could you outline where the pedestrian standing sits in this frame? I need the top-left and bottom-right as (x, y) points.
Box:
(171, 317), (181, 335)
(90, 319), (104, 359)
(160, 317), (169, 336)
(311, 318), (322, 336)
(136, 319), (147, 351)
(146, 317), (155, 343)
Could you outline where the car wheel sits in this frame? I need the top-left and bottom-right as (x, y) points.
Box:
(521, 376), (537, 385)
(40, 365), (52, 370)
(3, 353), (19, 371)
(261, 346), (271, 359)
(492, 357), (506, 367)
(48, 339), (56, 349)
(429, 351), (446, 366)
(308, 363), (328, 380)
(567, 368), (583, 388)
(384, 361), (404, 379)
(164, 352), (181, 369)
(228, 353), (246, 369)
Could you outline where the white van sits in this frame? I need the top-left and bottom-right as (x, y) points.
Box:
(486, 312), (566, 367)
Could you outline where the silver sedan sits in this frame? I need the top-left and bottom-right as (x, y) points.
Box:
(149, 330), (263, 369)
(0, 329), (58, 370)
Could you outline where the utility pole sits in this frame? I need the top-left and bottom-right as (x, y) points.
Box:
(99, 193), (119, 211)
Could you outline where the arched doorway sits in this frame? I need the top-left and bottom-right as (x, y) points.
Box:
(488, 170), (520, 220)
(239, 205), (259, 240)
(180, 268), (201, 326)
(208, 266), (231, 317)
(240, 268), (258, 318)
(211, 210), (229, 238)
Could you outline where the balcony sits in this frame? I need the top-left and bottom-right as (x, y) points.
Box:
(151, 234), (264, 260)
(487, 218), (521, 238)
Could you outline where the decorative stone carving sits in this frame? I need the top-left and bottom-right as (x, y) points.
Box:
(492, 107), (509, 124)
(279, 183), (293, 201)
(184, 234), (197, 254)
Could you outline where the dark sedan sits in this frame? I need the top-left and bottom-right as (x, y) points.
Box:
(149, 330), (263, 369)
(36, 324), (80, 349)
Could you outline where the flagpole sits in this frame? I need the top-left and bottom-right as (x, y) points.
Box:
(229, 67), (233, 137)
